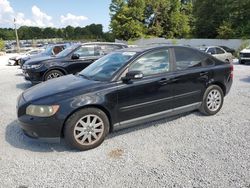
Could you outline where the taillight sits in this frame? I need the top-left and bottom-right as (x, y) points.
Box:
(230, 64), (234, 79)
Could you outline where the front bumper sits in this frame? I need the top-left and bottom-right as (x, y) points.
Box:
(18, 115), (63, 139)
(22, 69), (44, 83)
(239, 57), (250, 64)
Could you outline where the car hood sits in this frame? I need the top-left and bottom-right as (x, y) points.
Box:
(24, 56), (57, 65)
(240, 48), (250, 53)
(22, 74), (101, 102)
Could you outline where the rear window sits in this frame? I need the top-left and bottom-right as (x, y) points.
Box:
(174, 48), (203, 70)
(174, 47), (214, 70)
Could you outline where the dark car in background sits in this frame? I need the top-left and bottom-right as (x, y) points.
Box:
(17, 46), (233, 151)
(20, 43), (70, 67)
(22, 42), (128, 83)
(219, 46), (236, 55)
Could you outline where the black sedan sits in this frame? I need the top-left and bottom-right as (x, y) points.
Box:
(17, 46), (233, 151)
(22, 42), (128, 84)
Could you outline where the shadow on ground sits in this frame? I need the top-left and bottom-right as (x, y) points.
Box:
(108, 112), (194, 139)
(6, 111), (196, 152)
(5, 120), (69, 152)
(241, 76), (250, 83)
(16, 82), (33, 90)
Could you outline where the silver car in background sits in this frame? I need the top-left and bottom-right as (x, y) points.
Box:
(198, 46), (233, 63)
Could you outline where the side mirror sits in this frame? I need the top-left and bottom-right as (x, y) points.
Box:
(207, 52), (212, 55)
(122, 71), (144, 83)
(72, 53), (80, 60)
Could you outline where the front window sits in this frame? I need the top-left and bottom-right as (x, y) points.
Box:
(74, 45), (96, 57)
(79, 52), (137, 81)
(129, 50), (169, 76)
(56, 45), (78, 58)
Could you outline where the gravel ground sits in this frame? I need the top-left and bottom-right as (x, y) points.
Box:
(0, 55), (249, 188)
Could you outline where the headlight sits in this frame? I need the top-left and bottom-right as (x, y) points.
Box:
(23, 64), (42, 69)
(28, 64), (42, 69)
(26, 105), (59, 117)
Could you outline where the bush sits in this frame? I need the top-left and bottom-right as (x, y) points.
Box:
(0, 39), (5, 51)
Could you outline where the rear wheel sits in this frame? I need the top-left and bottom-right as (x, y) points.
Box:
(64, 108), (110, 151)
(44, 70), (64, 81)
(199, 85), (224, 115)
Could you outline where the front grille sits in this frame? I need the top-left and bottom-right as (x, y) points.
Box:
(240, 53), (250, 58)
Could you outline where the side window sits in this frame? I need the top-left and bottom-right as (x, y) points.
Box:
(174, 48), (202, 70)
(97, 45), (122, 55)
(216, 47), (225, 54)
(75, 45), (95, 57)
(129, 49), (169, 76)
(207, 48), (216, 54)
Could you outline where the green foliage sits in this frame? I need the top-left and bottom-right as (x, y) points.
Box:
(0, 24), (109, 41)
(193, 0), (250, 38)
(217, 22), (235, 39)
(110, 0), (192, 40)
(0, 38), (4, 51)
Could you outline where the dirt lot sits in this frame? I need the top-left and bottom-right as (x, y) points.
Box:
(0, 55), (249, 188)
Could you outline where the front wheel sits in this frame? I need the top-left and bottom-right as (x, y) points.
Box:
(44, 70), (64, 81)
(199, 85), (224, 116)
(64, 108), (110, 151)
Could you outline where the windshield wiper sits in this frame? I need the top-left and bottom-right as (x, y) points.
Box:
(78, 74), (91, 80)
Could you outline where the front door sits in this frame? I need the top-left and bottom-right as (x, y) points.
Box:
(66, 45), (100, 74)
(116, 48), (175, 124)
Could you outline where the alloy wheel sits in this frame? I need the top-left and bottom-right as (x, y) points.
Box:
(73, 114), (104, 145)
(47, 72), (61, 80)
(206, 89), (222, 112)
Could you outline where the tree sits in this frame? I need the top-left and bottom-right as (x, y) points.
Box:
(193, 0), (250, 38)
(110, 0), (146, 40)
(110, 0), (192, 40)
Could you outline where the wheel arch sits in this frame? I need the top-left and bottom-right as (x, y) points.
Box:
(61, 104), (113, 137)
(43, 67), (68, 81)
(209, 81), (226, 96)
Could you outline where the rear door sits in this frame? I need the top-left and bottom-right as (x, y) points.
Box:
(171, 47), (214, 108)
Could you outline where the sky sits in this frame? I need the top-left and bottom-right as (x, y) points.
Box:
(0, 0), (111, 31)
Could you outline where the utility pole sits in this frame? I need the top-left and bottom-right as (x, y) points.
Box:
(14, 18), (20, 53)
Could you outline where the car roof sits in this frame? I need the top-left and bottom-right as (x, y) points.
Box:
(117, 45), (196, 53)
(82, 42), (128, 46)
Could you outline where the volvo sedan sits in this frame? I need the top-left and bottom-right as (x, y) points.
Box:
(17, 46), (233, 151)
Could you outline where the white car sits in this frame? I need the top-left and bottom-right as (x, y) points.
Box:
(239, 47), (250, 64)
(8, 48), (44, 66)
(199, 46), (233, 63)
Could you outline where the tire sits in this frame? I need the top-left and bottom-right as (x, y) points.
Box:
(199, 85), (224, 116)
(64, 108), (110, 151)
(44, 70), (64, 81)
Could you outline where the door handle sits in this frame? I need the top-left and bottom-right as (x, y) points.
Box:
(158, 78), (170, 85)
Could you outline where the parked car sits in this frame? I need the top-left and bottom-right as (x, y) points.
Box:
(219, 46), (236, 54)
(239, 47), (250, 64)
(19, 43), (70, 68)
(8, 48), (45, 66)
(17, 46), (233, 151)
(22, 42), (128, 84)
(198, 46), (233, 63)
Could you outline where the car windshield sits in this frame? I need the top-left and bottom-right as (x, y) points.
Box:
(56, 45), (78, 57)
(79, 51), (137, 81)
